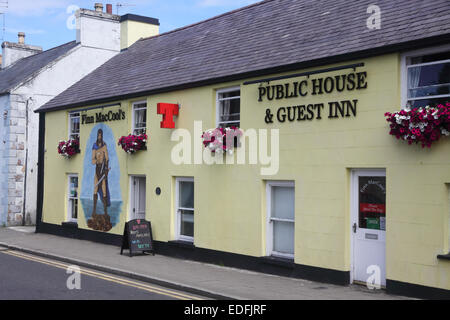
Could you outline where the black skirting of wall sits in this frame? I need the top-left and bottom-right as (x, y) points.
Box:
(386, 280), (450, 300)
(36, 222), (349, 286)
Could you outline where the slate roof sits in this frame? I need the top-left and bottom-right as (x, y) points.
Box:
(0, 41), (78, 95)
(37, 0), (450, 112)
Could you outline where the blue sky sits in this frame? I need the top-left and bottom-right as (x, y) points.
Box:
(0, 0), (260, 50)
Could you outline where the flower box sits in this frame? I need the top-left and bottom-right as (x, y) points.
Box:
(118, 133), (148, 154)
(58, 139), (80, 158)
(202, 126), (243, 154)
(384, 102), (450, 148)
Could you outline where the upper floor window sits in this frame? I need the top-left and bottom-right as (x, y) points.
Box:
(132, 101), (147, 135)
(405, 50), (450, 109)
(69, 112), (80, 140)
(217, 87), (240, 128)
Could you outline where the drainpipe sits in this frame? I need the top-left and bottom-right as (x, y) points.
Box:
(21, 97), (31, 226)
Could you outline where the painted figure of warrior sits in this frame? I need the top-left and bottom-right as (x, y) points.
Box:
(88, 129), (112, 231)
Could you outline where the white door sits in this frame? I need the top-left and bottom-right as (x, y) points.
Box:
(351, 169), (386, 287)
(130, 176), (146, 221)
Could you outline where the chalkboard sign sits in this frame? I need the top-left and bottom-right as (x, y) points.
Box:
(120, 219), (154, 257)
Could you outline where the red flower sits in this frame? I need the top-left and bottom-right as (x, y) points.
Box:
(385, 103), (450, 148)
(118, 133), (148, 153)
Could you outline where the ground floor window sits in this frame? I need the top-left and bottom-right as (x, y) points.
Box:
(130, 176), (146, 221)
(266, 181), (295, 259)
(175, 177), (194, 242)
(67, 174), (79, 222)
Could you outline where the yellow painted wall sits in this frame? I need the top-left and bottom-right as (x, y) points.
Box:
(120, 20), (159, 50)
(41, 53), (450, 291)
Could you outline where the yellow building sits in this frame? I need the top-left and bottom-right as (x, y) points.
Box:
(35, 0), (450, 299)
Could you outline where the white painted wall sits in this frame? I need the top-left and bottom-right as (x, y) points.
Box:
(1, 44), (42, 69)
(76, 9), (120, 52)
(0, 94), (10, 226)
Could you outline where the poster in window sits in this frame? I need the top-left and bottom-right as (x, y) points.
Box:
(358, 176), (386, 230)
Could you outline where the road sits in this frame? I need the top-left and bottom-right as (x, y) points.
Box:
(0, 248), (205, 300)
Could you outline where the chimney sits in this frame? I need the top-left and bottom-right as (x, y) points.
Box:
(94, 3), (104, 12)
(106, 4), (113, 14)
(1, 32), (42, 69)
(18, 32), (25, 45)
(75, 6), (120, 52)
(120, 14), (160, 50)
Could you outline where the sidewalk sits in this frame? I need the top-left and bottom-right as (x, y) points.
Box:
(0, 227), (411, 300)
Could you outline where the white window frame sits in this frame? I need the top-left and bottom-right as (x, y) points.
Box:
(266, 181), (295, 259)
(129, 175), (146, 221)
(67, 174), (79, 223)
(216, 86), (241, 128)
(400, 44), (450, 109)
(175, 177), (195, 243)
(68, 112), (80, 140)
(132, 100), (147, 135)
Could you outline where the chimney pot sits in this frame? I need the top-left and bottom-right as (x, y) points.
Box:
(94, 3), (103, 12)
(18, 32), (25, 44)
(106, 4), (113, 14)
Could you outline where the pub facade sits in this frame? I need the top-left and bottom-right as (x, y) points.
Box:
(35, 0), (450, 298)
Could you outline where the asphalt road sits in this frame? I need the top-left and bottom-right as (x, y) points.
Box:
(0, 248), (204, 300)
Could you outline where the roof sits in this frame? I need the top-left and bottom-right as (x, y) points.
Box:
(0, 41), (79, 95)
(37, 0), (450, 113)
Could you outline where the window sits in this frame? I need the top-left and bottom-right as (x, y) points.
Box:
(68, 174), (79, 222)
(132, 101), (147, 135)
(69, 112), (80, 140)
(175, 177), (194, 242)
(130, 176), (146, 221)
(217, 87), (240, 128)
(404, 48), (450, 109)
(266, 181), (295, 259)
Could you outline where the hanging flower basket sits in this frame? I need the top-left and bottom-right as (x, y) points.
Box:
(202, 126), (243, 154)
(57, 139), (80, 158)
(384, 102), (450, 148)
(118, 133), (148, 154)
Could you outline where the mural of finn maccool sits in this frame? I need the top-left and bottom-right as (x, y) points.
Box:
(81, 123), (122, 233)
(87, 129), (112, 231)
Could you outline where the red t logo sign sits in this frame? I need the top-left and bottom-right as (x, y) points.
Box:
(157, 103), (179, 128)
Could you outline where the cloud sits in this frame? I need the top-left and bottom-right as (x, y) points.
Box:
(6, 27), (45, 35)
(5, 0), (72, 17)
(197, 0), (260, 7)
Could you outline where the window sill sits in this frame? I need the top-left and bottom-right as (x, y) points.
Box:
(61, 221), (78, 229)
(168, 240), (195, 249)
(437, 253), (450, 261)
(261, 255), (295, 267)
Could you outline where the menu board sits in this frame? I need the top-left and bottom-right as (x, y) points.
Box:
(120, 219), (154, 257)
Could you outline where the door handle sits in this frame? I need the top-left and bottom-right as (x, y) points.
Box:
(353, 223), (357, 233)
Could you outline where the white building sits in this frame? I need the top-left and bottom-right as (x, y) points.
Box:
(0, 4), (159, 226)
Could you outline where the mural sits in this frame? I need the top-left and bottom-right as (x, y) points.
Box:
(80, 123), (122, 232)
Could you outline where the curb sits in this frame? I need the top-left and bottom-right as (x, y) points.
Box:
(0, 241), (240, 300)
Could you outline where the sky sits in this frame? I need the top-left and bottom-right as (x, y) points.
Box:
(0, 0), (260, 50)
